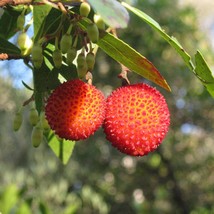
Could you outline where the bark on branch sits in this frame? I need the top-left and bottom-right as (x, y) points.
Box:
(0, 53), (22, 60)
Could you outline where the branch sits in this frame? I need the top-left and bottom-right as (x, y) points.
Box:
(0, 0), (32, 7)
(0, 0), (13, 7)
(0, 53), (23, 60)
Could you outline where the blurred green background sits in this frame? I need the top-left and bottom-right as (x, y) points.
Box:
(0, 0), (214, 213)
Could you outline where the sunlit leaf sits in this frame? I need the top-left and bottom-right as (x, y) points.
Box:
(98, 31), (171, 91)
(48, 132), (75, 165)
(195, 51), (214, 97)
(122, 1), (214, 97)
(0, 184), (19, 214)
(122, 1), (195, 71)
(88, 0), (129, 28)
(33, 4), (52, 42)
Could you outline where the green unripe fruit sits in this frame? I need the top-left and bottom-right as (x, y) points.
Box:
(60, 34), (72, 54)
(17, 14), (25, 31)
(32, 45), (43, 69)
(86, 52), (95, 71)
(66, 47), (77, 66)
(77, 63), (88, 79)
(29, 107), (39, 126)
(53, 49), (62, 68)
(77, 53), (88, 78)
(80, 2), (91, 17)
(13, 111), (23, 132)
(31, 125), (43, 148)
(87, 23), (99, 43)
(40, 111), (50, 132)
(17, 32), (33, 56)
(77, 53), (86, 67)
(93, 14), (105, 30)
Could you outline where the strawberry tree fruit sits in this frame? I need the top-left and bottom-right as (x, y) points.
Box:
(31, 124), (43, 148)
(80, 2), (91, 17)
(17, 32), (33, 56)
(86, 52), (95, 71)
(31, 44), (43, 69)
(66, 47), (77, 66)
(29, 107), (39, 126)
(60, 34), (72, 54)
(45, 79), (106, 141)
(13, 111), (23, 132)
(87, 23), (99, 43)
(53, 49), (62, 68)
(103, 83), (170, 156)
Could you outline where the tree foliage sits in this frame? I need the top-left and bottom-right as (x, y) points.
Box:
(0, 0), (214, 213)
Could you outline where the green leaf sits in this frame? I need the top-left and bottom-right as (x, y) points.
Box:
(16, 202), (32, 214)
(0, 184), (19, 214)
(88, 0), (129, 28)
(47, 132), (75, 165)
(0, 10), (19, 39)
(195, 51), (214, 97)
(0, 36), (21, 55)
(33, 4), (52, 42)
(58, 65), (78, 81)
(22, 81), (34, 91)
(98, 31), (170, 91)
(34, 91), (43, 114)
(122, 2), (214, 97)
(122, 2), (195, 71)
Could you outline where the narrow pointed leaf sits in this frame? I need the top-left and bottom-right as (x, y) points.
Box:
(33, 4), (52, 42)
(122, 2), (195, 71)
(122, 2), (214, 97)
(195, 51), (214, 97)
(98, 31), (170, 91)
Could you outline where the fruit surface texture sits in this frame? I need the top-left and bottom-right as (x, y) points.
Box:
(103, 83), (170, 156)
(45, 79), (106, 141)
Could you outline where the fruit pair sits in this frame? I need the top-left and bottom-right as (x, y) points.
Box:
(45, 79), (170, 156)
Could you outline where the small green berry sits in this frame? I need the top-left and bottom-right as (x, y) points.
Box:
(86, 52), (95, 71)
(80, 2), (91, 17)
(32, 44), (43, 69)
(13, 111), (23, 132)
(17, 14), (25, 31)
(60, 34), (72, 54)
(17, 32), (33, 56)
(40, 111), (50, 132)
(77, 52), (86, 67)
(31, 125), (43, 148)
(53, 49), (62, 68)
(87, 23), (99, 43)
(29, 107), (39, 126)
(93, 14), (105, 30)
(66, 47), (77, 66)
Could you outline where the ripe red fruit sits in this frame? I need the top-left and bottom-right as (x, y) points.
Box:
(103, 83), (170, 156)
(45, 79), (106, 141)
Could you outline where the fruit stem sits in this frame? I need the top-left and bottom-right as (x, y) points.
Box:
(55, 36), (60, 50)
(67, 24), (73, 35)
(73, 35), (78, 48)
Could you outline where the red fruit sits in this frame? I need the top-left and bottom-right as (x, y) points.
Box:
(103, 83), (170, 156)
(45, 79), (106, 141)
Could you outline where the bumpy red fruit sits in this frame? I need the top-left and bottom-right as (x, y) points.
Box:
(45, 79), (106, 141)
(103, 83), (170, 156)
